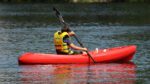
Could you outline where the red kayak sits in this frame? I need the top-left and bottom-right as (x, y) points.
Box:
(18, 45), (136, 64)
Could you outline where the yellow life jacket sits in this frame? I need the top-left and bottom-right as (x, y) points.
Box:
(54, 31), (73, 54)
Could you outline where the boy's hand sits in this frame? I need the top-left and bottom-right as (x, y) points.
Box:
(83, 48), (88, 51)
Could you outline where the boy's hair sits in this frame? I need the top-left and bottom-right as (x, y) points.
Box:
(61, 25), (71, 32)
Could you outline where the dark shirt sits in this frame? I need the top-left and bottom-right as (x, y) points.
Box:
(63, 35), (71, 45)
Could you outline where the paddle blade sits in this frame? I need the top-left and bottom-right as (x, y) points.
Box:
(53, 7), (65, 24)
(53, 7), (60, 16)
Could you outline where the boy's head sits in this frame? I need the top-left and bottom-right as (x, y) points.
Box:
(61, 25), (71, 32)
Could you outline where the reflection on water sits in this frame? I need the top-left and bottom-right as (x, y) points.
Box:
(19, 62), (136, 84)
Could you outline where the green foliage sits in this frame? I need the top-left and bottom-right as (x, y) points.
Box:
(0, 0), (150, 3)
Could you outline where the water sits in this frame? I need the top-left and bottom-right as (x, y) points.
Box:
(18, 63), (136, 84)
(0, 3), (150, 84)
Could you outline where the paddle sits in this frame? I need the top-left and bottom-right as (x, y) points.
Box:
(53, 7), (96, 63)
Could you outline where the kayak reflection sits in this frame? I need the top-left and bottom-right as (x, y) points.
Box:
(19, 62), (136, 84)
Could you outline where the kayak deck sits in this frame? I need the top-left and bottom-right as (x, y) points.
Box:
(18, 45), (136, 64)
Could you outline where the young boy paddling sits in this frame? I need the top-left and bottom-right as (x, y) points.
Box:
(54, 25), (87, 55)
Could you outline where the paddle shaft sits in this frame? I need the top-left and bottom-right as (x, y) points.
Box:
(53, 7), (96, 63)
(73, 35), (96, 63)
